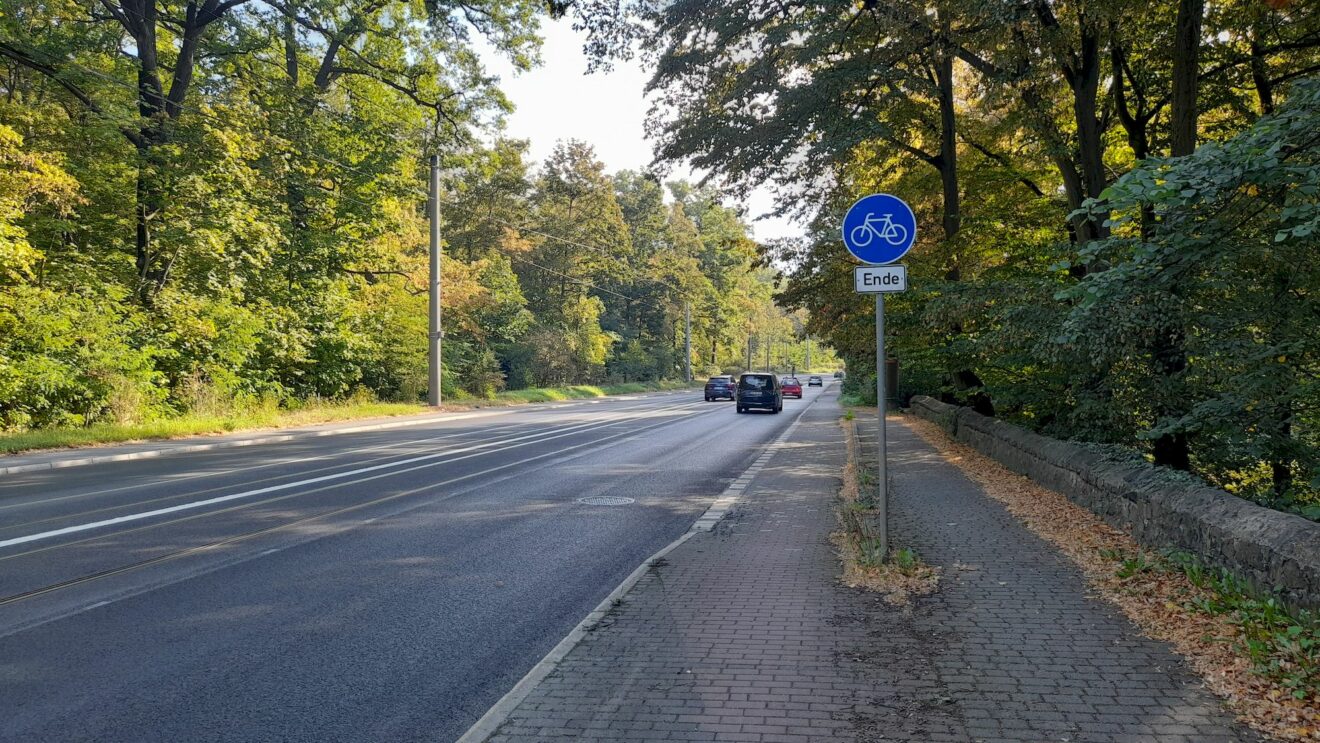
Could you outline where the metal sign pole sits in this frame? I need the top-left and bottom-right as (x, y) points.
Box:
(844, 192), (914, 565)
(875, 293), (888, 558)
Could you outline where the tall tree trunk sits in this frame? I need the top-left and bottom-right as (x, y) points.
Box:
(122, 0), (238, 302)
(1169, 0), (1204, 157)
(1110, 37), (1158, 239)
(1267, 269), (1296, 498)
(935, 53), (961, 264)
(1250, 37), (1275, 115)
(1071, 23), (1107, 219)
(1150, 324), (1191, 470)
(1110, 37), (1150, 162)
(1022, 6), (1109, 249)
(933, 51), (993, 416)
(1150, 0), (1201, 468)
(134, 141), (155, 304)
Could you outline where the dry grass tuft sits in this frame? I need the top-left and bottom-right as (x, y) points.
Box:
(904, 413), (1320, 741)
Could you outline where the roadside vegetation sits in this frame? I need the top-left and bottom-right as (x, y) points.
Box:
(836, 410), (940, 606)
(0, 379), (695, 456)
(0, 3), (816, 445)
(904, 413), (1320, 740)
(635, 2), (1320, 518)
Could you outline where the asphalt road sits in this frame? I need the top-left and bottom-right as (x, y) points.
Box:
(0, 383), (832, 742)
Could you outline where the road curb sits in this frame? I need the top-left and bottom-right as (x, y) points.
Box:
(456, 392), (823, 743)
(0, 390), (695, 476)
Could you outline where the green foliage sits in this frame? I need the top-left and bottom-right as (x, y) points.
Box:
(0, 286), (163, 428)
(891, 547), (920, 572)
(0, 124), (79, 281)
(1115, 553), (1157, 579)
(0, 3), (810, 440)
(1069, 79), (1320, 506)
(1155, 551), (1320, 702)
(855, 537), (888, 569)
(641, 0), (1320, 518)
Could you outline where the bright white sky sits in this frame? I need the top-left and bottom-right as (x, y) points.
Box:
(476, 18), (803, 243)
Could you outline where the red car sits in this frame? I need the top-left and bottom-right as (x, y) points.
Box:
(781, 377), (803, 399)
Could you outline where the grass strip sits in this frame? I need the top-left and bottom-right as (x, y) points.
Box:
(0, 380), (699, 456)
(834, 412), (940, 606)
(493, 380), (695, 403)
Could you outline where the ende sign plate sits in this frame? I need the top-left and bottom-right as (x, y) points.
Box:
(854, 265), (908, 293)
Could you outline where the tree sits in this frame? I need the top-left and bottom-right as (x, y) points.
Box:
(0, 124), (79, 281)
(1070, 78), (1320, 503)
(0, 0), (543, 304)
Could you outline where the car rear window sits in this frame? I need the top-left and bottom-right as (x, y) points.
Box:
(739, 375), (773, 390)
(784, 378), (800, 385)
(706, 377), (730, 384)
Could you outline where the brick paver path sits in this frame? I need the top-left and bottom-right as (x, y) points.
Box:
(481, 392), (1262, 742)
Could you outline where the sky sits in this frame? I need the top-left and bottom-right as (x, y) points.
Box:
(475, 19), (803, 243)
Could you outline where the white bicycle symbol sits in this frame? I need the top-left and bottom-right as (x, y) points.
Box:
(849, 213), (908, 248)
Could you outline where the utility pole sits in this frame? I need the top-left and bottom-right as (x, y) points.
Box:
(765, 336), (771, 372)
(684, 301), (692, 382)
(428, 155), (442, 407)
(746, 335), (752, 372)
(805, 336), (812, 372)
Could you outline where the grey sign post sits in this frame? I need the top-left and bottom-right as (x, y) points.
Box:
(842, 195), (916, 561)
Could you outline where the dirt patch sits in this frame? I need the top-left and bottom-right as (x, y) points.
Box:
(836, 415), (940, 606)
(904, 413), (1319, 741)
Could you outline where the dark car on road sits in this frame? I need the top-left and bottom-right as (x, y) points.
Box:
(704, 375), (735, 401)
(781, 377), (803, 399)
(736, 373), (782, 414)
(808, 375), (823, 387)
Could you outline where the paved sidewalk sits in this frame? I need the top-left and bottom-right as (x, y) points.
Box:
(867, 417), (1261, 743)
(477, 394), (1262, 743)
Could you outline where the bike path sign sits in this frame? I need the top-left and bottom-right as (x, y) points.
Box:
(842, 193), (916, 264)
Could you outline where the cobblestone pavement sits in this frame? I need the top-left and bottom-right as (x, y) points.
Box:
(480, 391), (1263, 743)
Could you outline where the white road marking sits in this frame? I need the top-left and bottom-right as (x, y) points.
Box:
(0, 403), (715, 639)
(0, 393), (698, 513)
(0, 400), (708, 550)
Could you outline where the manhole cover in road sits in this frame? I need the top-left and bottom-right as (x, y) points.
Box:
(577, 496), (635, 506)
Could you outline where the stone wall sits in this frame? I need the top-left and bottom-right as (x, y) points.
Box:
(909, 395), (1320, 611)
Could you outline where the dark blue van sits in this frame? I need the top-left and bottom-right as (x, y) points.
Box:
(735, 373), (782, 414)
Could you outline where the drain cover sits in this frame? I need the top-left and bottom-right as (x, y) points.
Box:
(577, 496), (635, 506)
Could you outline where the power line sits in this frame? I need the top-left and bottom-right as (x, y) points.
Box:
(506, 255), (632, 300)
(490, 217), (696, 300)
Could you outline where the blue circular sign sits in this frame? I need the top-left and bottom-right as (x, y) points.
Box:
(842, 193), (917, 264)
